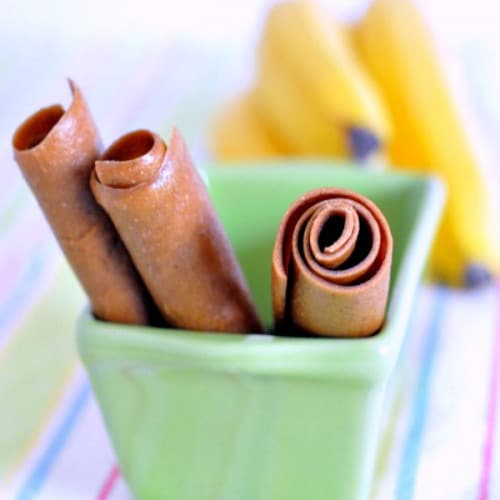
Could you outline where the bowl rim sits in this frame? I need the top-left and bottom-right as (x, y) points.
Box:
(77, 163), (445, 382)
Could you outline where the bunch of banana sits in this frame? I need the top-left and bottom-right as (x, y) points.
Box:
(352, 0), (500, 287)
(211, 0), (499, 286)
(211, 0), (391, 163)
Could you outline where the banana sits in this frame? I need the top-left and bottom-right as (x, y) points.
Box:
(210, 91), (287, 161)
(256, 29), (347, 156)
(254, 0), (391, 161)
(352, 0), (500, 287)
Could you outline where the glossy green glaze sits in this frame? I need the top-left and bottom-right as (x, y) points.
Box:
(77, 163), (444, 500)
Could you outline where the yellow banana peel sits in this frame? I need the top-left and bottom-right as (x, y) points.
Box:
(256, 34), (348, 156)
(210, 91), (287, 161)
(352, 0), (500, 286)
(217, 0), (391, 163)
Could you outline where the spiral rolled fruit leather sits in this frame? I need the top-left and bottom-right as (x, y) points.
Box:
(272, 188), (392, 337)
(91, 128), (264, 334)
(12, 80), (153, 325)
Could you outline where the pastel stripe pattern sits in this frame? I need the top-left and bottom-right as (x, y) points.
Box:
(477, 282), (500, 500)
(396, 287), (447, 500)
(0, 39), (499, 500)
(0, 246), (51, 343)
(16, 382), (91, 500)
(97, 465), (121, 500)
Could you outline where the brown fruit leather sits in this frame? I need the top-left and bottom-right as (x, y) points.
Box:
(272, 188), (392, 337)
(13, 80), (152, 325)
(91, 128), (263, 334)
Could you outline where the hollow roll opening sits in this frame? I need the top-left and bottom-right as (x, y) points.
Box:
(317, 215), (346, 252)
(13, 105), (65, 150)
(102, 130), (156, 162)
(337, 216), (372, 270)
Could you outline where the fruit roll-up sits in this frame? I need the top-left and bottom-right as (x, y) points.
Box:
(272, 188), (392, 337)
(12, 80), (153, 325)
(90, 128), (264, 334)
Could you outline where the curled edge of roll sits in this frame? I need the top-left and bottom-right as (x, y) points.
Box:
(272, 188), (393, 338)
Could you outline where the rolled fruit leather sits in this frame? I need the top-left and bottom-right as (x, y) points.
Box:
(90, 128), (264, 334)
(12, 80), (154, 325)
(272, 188), (392, 337)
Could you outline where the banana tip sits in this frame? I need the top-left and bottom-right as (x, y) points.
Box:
(464, 263), (493, 289)
(348, 127), (381, 162)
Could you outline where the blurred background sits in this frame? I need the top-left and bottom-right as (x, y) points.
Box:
(1, 0), (500, 499)
(2, 0), (500, 160)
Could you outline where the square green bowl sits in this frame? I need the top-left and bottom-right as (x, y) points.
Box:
(77, 162), (444, 500)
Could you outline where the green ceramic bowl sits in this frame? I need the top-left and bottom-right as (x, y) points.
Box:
(77, 162), (444, 500)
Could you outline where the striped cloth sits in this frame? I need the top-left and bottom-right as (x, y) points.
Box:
(1, 39), (499, 500)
